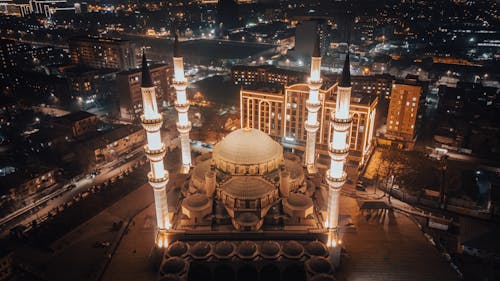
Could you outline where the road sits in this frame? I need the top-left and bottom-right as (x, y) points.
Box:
(0, 146), (145, 238)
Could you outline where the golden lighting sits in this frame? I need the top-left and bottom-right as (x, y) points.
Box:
(156, 231), (169, 248)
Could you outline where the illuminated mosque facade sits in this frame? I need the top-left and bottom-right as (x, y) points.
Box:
(140, 36), (354, 281)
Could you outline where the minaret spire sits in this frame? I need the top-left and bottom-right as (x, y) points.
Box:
(325, 49), (353, 260)
(304, 32), (323, 173)
(140, 51), (170, 248)
(173, 33), (181, 58)
(172, 32), (192, 173)
(141, 50), (153, 88)
(339, 48), (351, 87)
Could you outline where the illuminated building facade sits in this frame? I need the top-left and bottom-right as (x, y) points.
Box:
(240, 84), (377, 166)
(385, 78), (423, 149)
(140, 53), (170, 247)
(304, 36), (322, 172)
(172, 35), (192, 173)
(69, 36), (137, 71)
(117, 63), (170, 121)
(231, 65), (306, 86)
(159, 127), (337, 279)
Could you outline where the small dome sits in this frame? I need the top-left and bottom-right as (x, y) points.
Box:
(190, 241), (212, 259)
(183, 193), (211, 210)
(236, 212), (260, 226)
(238, 241), (258, 259)
(161, 257), (187, 275)
(306, 257), (333, 275)
(166, 241), (188, 257)
(260, 241), (280, 259)
(305, 241), (328, 257)
(214, 241), (235, 259)
(282, 241), (304, 259)
(286, 193), (313, 208)
(213, 128), (283, 166)
(222, 177), (275, 200)
(310, 274), (336, 281)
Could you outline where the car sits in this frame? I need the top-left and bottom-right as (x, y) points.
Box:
(346, 179), (353, 184)
(67, 184), (77, 190)
(355, 184), (366, 191)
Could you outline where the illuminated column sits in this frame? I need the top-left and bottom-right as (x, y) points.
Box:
(172, 34), (192, 173)
(326, 51), (352, 247)
(140, 52), (170, 248)
(304, 36), (322, 171)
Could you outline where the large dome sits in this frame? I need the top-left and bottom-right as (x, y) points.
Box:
(213, 128), (283, 175)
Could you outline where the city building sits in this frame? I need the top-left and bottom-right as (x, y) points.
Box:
(383, 78), (424, 149)
(371, 55), (391, 75)
(231, 65), (306, 86)
(293, 20), (329, 58)
(240, 83), (378, 166)
(81, 124), (145, 164)
(326, 73), (394, 99)
(117, 63), (170, 121)
(54, 111), (98, 138)
(69, 36), (137, 71)
(0, 0), (32, 17)
(0, 39), (17, 74)
(1, 167), (56, 200)
(216, 0), (239, 31)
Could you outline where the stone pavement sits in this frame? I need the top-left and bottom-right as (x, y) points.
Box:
(15, 183), (155, 281)
(335, 192), (460, 281)
(101, 204), (157, 281)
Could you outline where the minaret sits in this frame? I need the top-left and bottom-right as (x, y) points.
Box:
(140, 52), (170, 248)
(304, 35), (322, 173)
(172, 34), (192, 174)
(326, 50), (352, 248)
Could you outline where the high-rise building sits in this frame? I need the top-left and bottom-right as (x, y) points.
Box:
(69, 36), (137, 71)
(216, 0), (239, 31)
(385, 78), (423, 149)
(117, 63), (170, 121)
(294, 20), (328, 58)
(0, 39), (17, 74)
(240, 82), (377, 166)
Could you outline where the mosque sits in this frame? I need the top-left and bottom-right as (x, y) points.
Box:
(140, 35), (353, 281)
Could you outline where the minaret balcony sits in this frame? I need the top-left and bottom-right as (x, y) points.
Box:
(332, 117), (352, 132)
(304, 121), (320, 132)
(325, 170), (347, 189)
(307, 78), (322, 89)
(141, 115), (163, 132)
(148, 172), (169, 189)
(328, 147), (349, 161)
(176, 122), (192, 133)
(144, 144), (167, 161)
(173, 79), (187, 89)
(306, 100), (321, 113)
(174, 102), (190, 113)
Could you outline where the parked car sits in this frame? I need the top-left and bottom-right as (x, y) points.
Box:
(355, 184), (366, 192)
